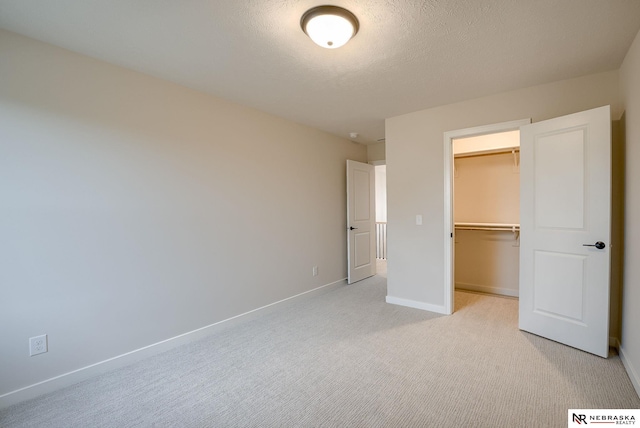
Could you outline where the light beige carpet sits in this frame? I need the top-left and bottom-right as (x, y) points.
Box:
(1, 272), (638, 427)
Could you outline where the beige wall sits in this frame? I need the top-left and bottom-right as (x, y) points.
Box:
(620, 28), (640, 395)
(454, 131), (519, 156)
(0, 30), (367, 400)
(367, 142), (386, 162)
(386, 70), (621, 309)
(454, 152), (519, 224)
(455, 228), (520, 297)
(454, 152), (520, 296)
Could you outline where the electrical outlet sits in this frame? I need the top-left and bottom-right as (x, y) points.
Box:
(312, 266), (318, 277)
(29, 334), (47, 356)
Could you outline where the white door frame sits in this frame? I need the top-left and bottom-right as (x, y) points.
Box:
(443, 119), (531, 314)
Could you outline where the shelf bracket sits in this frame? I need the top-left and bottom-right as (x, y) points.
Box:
(512, 149), (520, 173)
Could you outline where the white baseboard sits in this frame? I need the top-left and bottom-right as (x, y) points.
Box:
(619, 344), (640, 399)
(385, 295), (448, 314)
(455, 282), (519, 298)
(0, 278), (347, 409)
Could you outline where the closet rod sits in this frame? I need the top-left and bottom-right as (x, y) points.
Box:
(455, 222), (520, 232)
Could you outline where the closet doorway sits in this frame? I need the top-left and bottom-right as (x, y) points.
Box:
(443, 119), (531, 314)
(453, 131), (520, 297)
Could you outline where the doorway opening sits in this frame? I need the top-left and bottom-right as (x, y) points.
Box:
(346, 159), (386, 283)
(374, 163), (387, 278)
(453, 131), (521, 299)
(443, 119), (530, 314)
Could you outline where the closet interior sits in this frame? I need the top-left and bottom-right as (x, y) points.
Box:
(453, 131), (521, 297)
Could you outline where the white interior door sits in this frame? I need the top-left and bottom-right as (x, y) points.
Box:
(519, 105), (611, 358)
(347, 160), (376, 284)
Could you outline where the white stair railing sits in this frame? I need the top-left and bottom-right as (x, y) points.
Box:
(376, 222), (387, 259)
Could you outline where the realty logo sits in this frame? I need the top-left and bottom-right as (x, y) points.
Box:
(569, 409), (639, 426)
(572, 413), (588, 424)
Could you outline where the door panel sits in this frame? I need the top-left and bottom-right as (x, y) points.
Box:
(354, 231), (372, 267)
(534, 129), (585, 229)
(347, 160), (376, 284)
(533, 251), (586, 323)
(353, 169), (371, 221)
(519, 106), (611, 358)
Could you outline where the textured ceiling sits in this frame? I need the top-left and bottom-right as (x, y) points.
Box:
(1, 1), (640, 144)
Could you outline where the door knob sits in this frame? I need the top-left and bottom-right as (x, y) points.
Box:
(583, 241), (605, 249)
(349, 226), (358, 230)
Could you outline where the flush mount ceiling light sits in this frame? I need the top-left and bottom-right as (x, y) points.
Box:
(300, 5), (359, 49)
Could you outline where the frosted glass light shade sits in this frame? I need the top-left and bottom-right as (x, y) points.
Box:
(301, 6), (359, 49)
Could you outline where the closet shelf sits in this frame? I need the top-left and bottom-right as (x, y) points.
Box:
(454, 146), (519, 158)
(455, 222), (520, 232)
